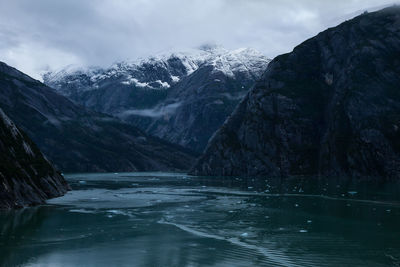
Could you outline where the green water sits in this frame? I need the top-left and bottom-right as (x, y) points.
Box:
(1, 173), (400, 266)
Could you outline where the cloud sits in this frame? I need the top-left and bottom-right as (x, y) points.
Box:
(119, 102), (182, 118)
(0, 0), (398, 79)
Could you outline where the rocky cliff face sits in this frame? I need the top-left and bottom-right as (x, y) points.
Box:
(0, 62), (195, 173)
(43, 46), (270, 152)
(191, 7), (400, 180)
(0, 108), (69, 209)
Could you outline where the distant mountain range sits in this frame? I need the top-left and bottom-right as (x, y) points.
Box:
(191, 7), (400, 179)
(0, 62), (195, 173)
(43, 46), (271, 152)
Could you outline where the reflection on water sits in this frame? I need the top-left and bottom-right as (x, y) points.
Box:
(1, 173), (400, 267)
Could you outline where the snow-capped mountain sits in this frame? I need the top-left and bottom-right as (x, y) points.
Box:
(43, 46), (271, 152)
(44, 45), (268, 94)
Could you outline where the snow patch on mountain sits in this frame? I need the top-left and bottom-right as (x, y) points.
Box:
(121, 77), (150, 87)
(171, 75), (180, 82)
(155, 80), (170, 88)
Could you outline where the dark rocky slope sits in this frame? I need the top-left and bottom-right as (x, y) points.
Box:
(0, 62), (195, 172)
(0, 108), (69, 209)
(191, 7), (400, 179)
(44, 47), (270, 152)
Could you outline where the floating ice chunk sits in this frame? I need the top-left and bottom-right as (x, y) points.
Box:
(307, 220), (312, 223)
(240, 233), (249, 237)
(79, 181), (86, 184)
(348, 191), (358, 195)
(107, 210), (119, 214)
(294, 204), (299, 207)
(69, 209), (95, 214)
(299, 230), (308, 233)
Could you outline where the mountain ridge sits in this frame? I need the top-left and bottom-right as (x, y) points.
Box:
(0, 61), (196, 173)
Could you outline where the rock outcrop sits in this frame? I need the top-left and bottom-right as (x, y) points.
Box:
(0, 108), (69, 209)
(191, 7), (400, 180)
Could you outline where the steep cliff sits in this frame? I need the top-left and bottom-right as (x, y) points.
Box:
(0, 108), (69, 209)
(191, 7), (400, 179)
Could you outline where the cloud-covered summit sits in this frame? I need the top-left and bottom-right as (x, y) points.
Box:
(0, 0), (397, 79)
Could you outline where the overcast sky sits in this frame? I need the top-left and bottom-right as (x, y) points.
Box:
(0, 0), (398, 79)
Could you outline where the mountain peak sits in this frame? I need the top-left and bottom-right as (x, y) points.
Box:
(197, 43), (226, 52)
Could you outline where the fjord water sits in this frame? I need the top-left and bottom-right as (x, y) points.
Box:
(1, 173), (400, 267)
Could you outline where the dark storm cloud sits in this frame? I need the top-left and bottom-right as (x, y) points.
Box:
(0, 0), (397, 79)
